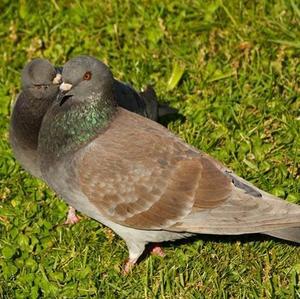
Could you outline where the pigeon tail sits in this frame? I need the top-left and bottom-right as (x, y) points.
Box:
(170, 170), (300, 237)
(264, 227), (300, 244)
(140, 86), (178, 120)
(139, 86), (158, 120)
(158, 103), (178, 118)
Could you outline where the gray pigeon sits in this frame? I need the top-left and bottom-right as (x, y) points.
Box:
(10, 58), (61, 178)
(9, 59), (80, 224)
(38, 56), (300, 273)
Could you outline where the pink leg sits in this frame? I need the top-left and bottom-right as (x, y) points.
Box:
(64, 206), (81, 224)
(150, 243), (165, 257)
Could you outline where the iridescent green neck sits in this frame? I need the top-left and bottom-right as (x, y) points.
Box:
(40, 94), (117, 160)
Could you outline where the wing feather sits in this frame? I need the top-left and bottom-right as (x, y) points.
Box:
(78, 108), (232, 230)
(78, 108), (300, 233)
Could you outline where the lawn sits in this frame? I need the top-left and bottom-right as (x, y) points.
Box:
(0, 0), (299, 298)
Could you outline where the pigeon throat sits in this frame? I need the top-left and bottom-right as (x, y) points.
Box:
(40, 95), (117, 160)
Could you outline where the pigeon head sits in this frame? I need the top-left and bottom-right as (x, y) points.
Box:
(39, 56), (117, 159)
(58, 55), (114, 106)
(21, 58), (62, 100)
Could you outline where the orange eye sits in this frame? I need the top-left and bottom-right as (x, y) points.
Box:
(83, 71), (92, 80)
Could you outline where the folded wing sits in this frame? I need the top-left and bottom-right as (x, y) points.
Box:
(78, 109), (300, 235)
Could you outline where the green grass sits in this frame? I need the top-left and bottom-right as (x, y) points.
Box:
(0, 0), (300, 297)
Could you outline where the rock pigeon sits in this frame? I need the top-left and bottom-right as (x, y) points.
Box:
(9, 58), (80, 224)
(10, 58), (62, 179)
(38, 55), (300, 273)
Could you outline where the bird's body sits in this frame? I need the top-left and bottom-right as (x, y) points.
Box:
(10, 59), (60, 178)
(10, 93), (47, 178)
(9, 59), (84, 224)
(38, 56), (300, 270)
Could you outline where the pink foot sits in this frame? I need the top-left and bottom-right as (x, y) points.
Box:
(122, 259), (136, 275)
(122, 244), (164, 275)
(150, 244), (165, 257)
(64, 206), (81, 224)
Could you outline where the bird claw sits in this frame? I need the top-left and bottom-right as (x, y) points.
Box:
(64, 206), (81, 224)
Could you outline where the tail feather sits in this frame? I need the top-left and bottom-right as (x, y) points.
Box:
(113, 80), (147, 117)
(140, 86), (178, 120)
(139, 86), (158, 120)
(158, 103), (178, 118)
(264, 227), (300, 244)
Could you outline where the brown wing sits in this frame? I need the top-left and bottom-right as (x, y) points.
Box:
(78, 108), (232, 230)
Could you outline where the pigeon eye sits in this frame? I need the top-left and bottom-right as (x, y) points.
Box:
(83, 71), (92, 81)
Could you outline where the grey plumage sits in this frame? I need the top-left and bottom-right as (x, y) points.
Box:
(113, 80), (177, 121)
(9, 59), (82, 225)
(139, 85), (178, 120)
(38, 55), (300, 271)
(10, 58), (61, 178)
(266, 227), (300, 243)
(225, 171), (262, 198)
(113, 80), (147, 117)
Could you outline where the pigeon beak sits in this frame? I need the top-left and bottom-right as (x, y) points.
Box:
(59, 82), (73, 92)
(52, 73), (62, 85)
(57, 82), (73, 106)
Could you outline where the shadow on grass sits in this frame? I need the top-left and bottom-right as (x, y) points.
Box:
(140, 233), (299, 263)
